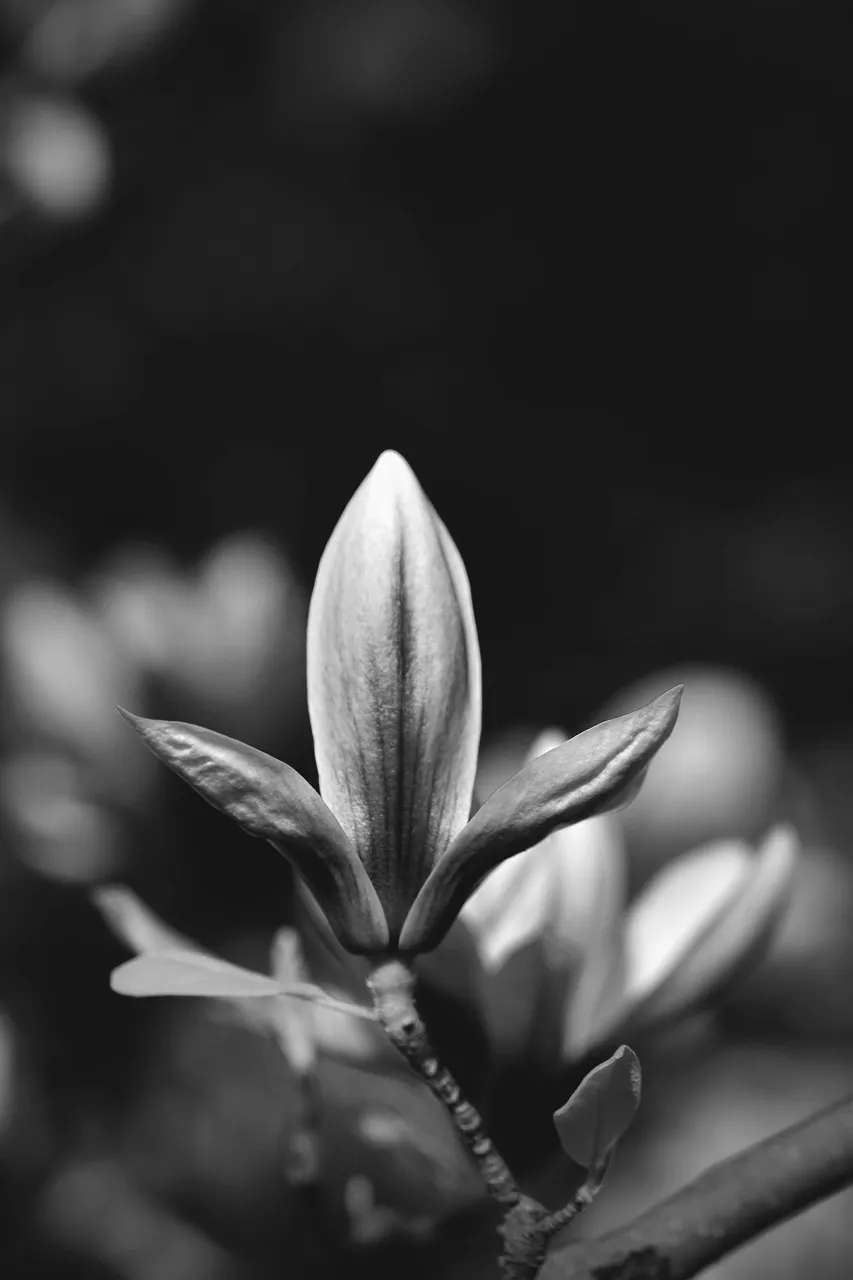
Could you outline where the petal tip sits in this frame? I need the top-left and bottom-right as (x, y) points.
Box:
(372, 448), (415, 479)
(655, 683), (685, 719)
(116, 705), (149, 733)
(364, 450), (423, 509)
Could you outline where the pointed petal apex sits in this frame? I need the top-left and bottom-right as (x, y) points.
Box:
(307, 453), (481, 940)
(399, 687), (682, 954)
(118, 711), (388, 953)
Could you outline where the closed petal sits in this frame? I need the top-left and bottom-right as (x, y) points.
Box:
(399, 687), (682, 954)
(306, 451), (481, 940)
(118, 710), (388, 952)
(621, 824), (798, 1032)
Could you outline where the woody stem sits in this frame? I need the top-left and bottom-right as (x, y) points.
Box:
(367, 959), (521, 1209)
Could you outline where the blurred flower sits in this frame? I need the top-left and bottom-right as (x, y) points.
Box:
(461, 731), (625, 1061)
(460, 728), (798, 1066)
(278, 0), (494, 121)
(117, 452), (682, 956)
(92, 533), (307, 742)
(13, 0), (195, 85)
(1, 752), (122, 881)
(2, 578), (140, 767)
(1, 91), (110, 219)
(95, 886), (377, 1068)
(97, 888), (485, 1229)
(0, 576), (146, 881)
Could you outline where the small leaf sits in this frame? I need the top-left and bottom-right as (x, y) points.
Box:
(110, 949), (378, 1021)
(117, 710), (388, 953)
(400, 687), (682, 954)
(110, 950), (285, 998)
(553, 1045), (641, 1171)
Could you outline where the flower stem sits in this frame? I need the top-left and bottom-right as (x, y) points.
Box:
(367, 959), (521, 1208)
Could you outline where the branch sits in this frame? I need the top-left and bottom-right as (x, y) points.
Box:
(539, 1092), (853, 1280)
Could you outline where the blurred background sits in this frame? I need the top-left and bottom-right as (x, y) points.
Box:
(2, 1), (853, 1276)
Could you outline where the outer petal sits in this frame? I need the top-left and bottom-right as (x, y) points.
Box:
(463, 728), (624, 972)
(118, 710), (388, 952)
(306, 451), (481, 940)
(399, 686), (682, 954)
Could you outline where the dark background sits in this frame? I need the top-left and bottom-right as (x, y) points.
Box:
(2, 3), (853, 1278)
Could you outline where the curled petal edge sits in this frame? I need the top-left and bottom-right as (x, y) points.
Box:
(398, 686), (683, 954)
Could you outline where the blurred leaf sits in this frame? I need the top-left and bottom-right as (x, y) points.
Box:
(94, 884), (196, 954)
(111, 951), (285, 998)
(20, 0), (195, 84)
(553, 1045), (641, 1172)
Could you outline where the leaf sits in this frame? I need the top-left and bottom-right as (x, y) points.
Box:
(110, 950), (285, 998)
(117, 710), (388, 953)
(306, 450), (481, 942)
(93, 884), (197, 955)
(269, 926), (310, 986)
(399, 687), (683, 954)
(110, 948), (378, 1022)
(553, 1045), (641, 1171)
